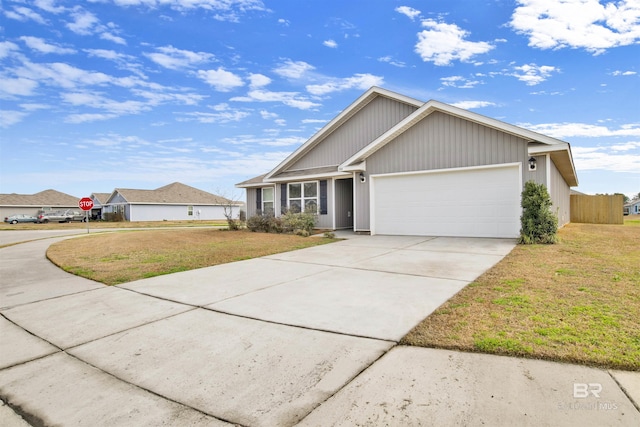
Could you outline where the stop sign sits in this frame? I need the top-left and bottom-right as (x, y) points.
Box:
(78, 197), (94, 211)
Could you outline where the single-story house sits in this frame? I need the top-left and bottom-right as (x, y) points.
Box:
(237, 87), (578, 238)
(103, 182), (242, 222)
(90, 193), (111, 220)
(624, 199), (640, 215)
(0, 189), (80, 219)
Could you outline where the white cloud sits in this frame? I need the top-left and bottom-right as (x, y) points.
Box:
(395, 6), (421, 21)
(440, 75), (482, 89)
(612, 70), (637, 76)
(221, 134), (307, 147)
(610, 141), (640, 151)
(260, 110), (278, 120)
(197, 68), (244, 92)
(4, 6), (47, 24)
(0, 78), (39, 98)
(66, 9), (100, 35)
(450, 101), (496, 109)
(414, 19), (494, 65)
(306, 73), (384, 96)
(278, 18), (290, 26)
(107, 0), (267, 15)
(0, 41), (21, 59)
(0, 110), (28, 128)
(273, 60), (315, 79)
(100, 32), (126, 45)
(378, 56), (406, 68)
(178, 110), (250, 124)
(231, 89), (320, 110)
(64, 113), (118, 124)
(249, 73), (272, 88)
(15, 62), (112, 89)
(20, 37), (77, 55)
(510, 0), (640, 54)
(323, 39), (338, 48)
(65, 7), (127, 45)
(572, 145), (640, 173)
(34, 0), (66, 14)
(511, 63), (559, 85)
(519, 122), (640, 139)
(145, 45), (215, 70)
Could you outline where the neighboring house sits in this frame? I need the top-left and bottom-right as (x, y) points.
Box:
(90, 193), (112, 220)
(624, 199), (640, 215)
(237, 87), (579, 238)
(103, 182), (240, 222)
(0, 189), (80, 219)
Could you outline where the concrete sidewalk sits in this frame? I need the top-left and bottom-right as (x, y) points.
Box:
(0, 232), (638, 426)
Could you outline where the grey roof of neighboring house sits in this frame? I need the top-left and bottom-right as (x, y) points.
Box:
(91, 193), (112, 204)
(0, 189), (79, 207)
(235, 174), (269, 187)
(107, 182), (237, 205)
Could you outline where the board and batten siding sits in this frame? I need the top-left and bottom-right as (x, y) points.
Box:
(288, 96), (418, 171)
(357, 112), (531, 231)
(245, 188), (258, 216)
(549, 158), (571, 226)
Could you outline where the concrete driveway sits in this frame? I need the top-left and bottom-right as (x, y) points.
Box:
(1, 231), (639, 426)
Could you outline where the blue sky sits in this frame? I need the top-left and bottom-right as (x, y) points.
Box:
(1, 0), (639, 200)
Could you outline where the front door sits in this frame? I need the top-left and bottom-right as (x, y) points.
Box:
(335, 178), (354, 229)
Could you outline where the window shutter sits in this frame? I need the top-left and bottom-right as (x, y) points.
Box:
(281, 183), (287, 214)
(319, 180), (327, 215)
(256, 188), (262, 213)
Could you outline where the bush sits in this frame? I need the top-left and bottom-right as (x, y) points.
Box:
(281, 211), (317, 235)
(246, 214), (271, 232)
(103, 212), (124, 222)
(246, 211), (317, 236)
(519, 181), (558, 244)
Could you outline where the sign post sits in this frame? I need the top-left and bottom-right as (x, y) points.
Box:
(78, 197), (94, 234)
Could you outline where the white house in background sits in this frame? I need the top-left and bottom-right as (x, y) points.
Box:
(90, 192), (111, 220)
(103, 182), (241, 222)
(0, 189), (80, 218)
(237, 87), (579, 239)
(624, 199), (640, 216)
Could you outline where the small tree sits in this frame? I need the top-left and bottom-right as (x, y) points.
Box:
(519, 181), (558, 244)
(216, 188), (243, 230)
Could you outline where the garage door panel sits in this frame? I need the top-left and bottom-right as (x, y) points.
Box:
(372, 165), (520, 238)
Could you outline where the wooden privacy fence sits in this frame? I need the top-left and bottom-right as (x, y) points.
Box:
(570, 194), (623, 224)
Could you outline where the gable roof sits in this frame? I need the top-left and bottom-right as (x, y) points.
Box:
(91, 193), (112, 205)
(0, 189), (79, 207)
(237, 87), (579, 188)
(340, 99), (578, 186)
(263, 87), (423, 181)
(106, 182), (236, 205)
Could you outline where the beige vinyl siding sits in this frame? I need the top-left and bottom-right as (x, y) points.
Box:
(549, 159), (571, 227)
(358, 112), (530, 231)
(525, 154), (547, 186)
(288, 96), (418, 171)
(246, 188), (258, 217)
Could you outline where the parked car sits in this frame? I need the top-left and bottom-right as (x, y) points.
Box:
(63, 210), (88, 222)
(4, 214), (37, 224)
(36, 211), (71, 223)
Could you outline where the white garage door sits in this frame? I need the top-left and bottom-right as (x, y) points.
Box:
(372, 164), (521, 238)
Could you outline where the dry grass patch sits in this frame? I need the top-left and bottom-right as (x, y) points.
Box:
(401, 222), (640, 371)
(47, 229), (336, 285)
(0, 220), (227, 231)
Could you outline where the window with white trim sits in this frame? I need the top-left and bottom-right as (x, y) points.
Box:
(262, 187), (274, 215)
(288, 181), (318, 213)
(188, 205), (193, 216)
